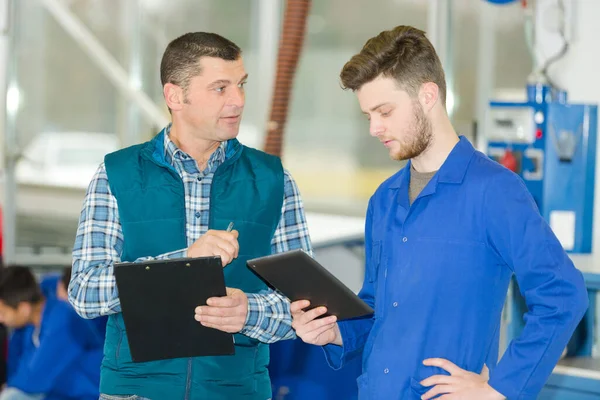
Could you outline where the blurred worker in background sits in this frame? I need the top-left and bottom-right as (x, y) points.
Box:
(0, 266), (102, 400)
(55, 268), (107, 347)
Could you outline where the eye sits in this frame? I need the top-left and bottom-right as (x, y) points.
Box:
(381, 111), (391, 117)
(215, 87), (225, 93)
(238, 82), (247, 89)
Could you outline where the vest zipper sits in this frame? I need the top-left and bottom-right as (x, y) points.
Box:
(184, 357), (192, 400)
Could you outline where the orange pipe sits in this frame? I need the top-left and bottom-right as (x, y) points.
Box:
(264, 0), (312, 157)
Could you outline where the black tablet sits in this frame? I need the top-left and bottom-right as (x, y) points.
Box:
(114, 257), (234, 362)
(247, 250), (374, 320)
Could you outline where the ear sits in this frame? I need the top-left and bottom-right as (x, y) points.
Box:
(56, 282), (68, 301)
(418, 82), (439, 113)
(164, 83), (185, 112)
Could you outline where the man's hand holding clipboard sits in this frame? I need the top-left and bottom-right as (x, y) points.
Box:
(193, 222), (250, 334)
(114, 222), (251, 362)
(290, 300), (344, 347)
(246, 249), (374, 347)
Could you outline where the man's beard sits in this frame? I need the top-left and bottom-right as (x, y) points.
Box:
(391, 102), (433, 161)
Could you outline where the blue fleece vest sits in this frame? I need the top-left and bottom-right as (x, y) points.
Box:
(102, 133), (284, 400)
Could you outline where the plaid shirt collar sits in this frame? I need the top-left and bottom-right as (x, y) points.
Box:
(162, 123), (228, 173)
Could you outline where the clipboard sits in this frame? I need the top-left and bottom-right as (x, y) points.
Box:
(114, 257), (234, 362)
(247, 250), (374, 320)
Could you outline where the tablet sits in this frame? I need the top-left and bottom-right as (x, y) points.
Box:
(114, 257), (234, 362)
(247, 250), (374, 320)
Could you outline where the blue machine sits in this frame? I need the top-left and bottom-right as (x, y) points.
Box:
(487, 85), (600, 399)
(486, 83), (598, 253)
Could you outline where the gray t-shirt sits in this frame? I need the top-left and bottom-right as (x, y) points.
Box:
(409, 165), (437, 205)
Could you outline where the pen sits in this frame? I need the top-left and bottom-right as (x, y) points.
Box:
(226, 222), (234, 232)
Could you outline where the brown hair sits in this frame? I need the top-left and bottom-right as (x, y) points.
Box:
(340, 26), (446, 105)
(0, 266), (42, 309)
(160, 32), (242, 93)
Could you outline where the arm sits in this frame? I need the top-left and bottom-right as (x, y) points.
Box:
(6, 329), (25, 384)
(10, 308), (85, 393)
(486, 173), (588, 399)
(69, 164), (186, 319)
(241, 170), (313, 343)
(321, 197), (377, 369)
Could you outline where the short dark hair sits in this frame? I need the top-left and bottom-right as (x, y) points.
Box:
(160, 32), (242, 92)
(61, 267), (71, 291)
(0, 266), (42, 309)
(340, 25), (446, 106)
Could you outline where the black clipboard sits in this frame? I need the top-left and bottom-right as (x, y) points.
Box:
(114, 257), (234, 362)
(247, 250), (374, 320)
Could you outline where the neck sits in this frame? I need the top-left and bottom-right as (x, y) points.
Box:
(169, 121), (222, 169)
(411, 111), (459, 173)
(30, 299), (46, 328)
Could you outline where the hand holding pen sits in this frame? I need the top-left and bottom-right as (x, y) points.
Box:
(186, 221), (239, 266)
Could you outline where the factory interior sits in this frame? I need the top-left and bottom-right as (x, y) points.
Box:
(0, 0), (599, 399)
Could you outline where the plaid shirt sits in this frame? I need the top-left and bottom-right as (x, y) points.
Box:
(70, 125), (313, 343)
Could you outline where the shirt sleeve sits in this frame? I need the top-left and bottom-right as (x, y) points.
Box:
(69, 164), (186, 319)
(241, 170), (314, 343)
(485, 172), (588, 399)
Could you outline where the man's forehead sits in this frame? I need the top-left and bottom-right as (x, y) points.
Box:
(358, 80), (409, 106)
(197, 56), (246, 78)
(359, 77), (405, 95)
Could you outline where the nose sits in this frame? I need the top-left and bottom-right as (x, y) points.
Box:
(229, 86), (245, 109)
(370, 119), (384, 137)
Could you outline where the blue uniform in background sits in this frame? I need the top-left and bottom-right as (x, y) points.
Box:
(7, 297), (103, 400)
(38, 277), (60, 302)
(40, 274), (107, 348)
(323, 137), (588, 399)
